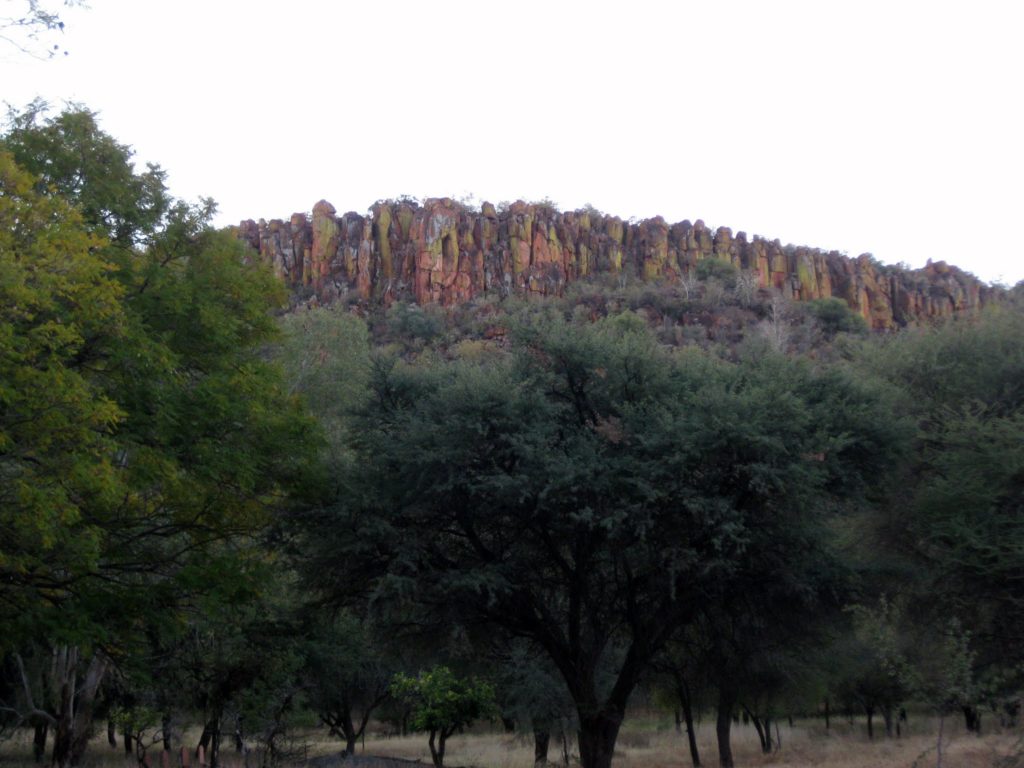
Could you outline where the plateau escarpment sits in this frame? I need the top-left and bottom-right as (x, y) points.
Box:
(237, 199), (994, 328)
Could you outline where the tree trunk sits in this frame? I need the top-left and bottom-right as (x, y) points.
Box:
(427, 728), (448, 768)
(196, 714), (221, 765)
(716, 686), (736, 768)
(883, 707), (894, 738)
(674, 708), (682, 734)
(576, 711), (623, 768)
(208, 719), (221, 768)
(501, 716), (516, 733)
(164, 714), (174, 752)
(196, 721), (213, 759)
(533, 724), (551, 766)
(963, 705), (981, 735)
(50, 649), (109, 768)
(33, 722), (49, 763)
(824, 699), (830, 731)
(106, 720), (117, 749)
(339, 707), (357, 756)
(749, 714), (767, 753)
(866, 706), (875, 740)
(124, 729), (134, 757)
(678, 677), (701, 768)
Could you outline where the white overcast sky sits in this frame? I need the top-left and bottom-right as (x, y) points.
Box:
(3, 0), (1022, 284)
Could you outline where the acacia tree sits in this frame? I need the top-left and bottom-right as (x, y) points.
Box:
(494, 639), (576, 767)
(303, 613), (392, 756)
(302, 311), (902, 768)
(859, 309), (1024, 727)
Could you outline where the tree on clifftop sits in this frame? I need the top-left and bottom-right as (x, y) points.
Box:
(301, 311), (904, 768)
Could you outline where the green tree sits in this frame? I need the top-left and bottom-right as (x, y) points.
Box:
(493, 640), (575, 767)
(303, 613), (392, 756)
(3, 102), (171, 246)
(694, 257), (738, 285)
(859, 309), (1024, 727)
(832, 601), (912, 740)
(390, 666), (496, 768)
(277, 305), (371, 453)
(805, 297), (868, 339)
(0, 109), (319, 768)
(303, 312), (902, 768)
(0, 151), (124, 645)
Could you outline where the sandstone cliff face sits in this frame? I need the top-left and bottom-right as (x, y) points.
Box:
(237, 199), (993, 329)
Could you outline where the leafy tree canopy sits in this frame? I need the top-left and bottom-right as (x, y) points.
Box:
(391, 666), (496, 768)
(303, 310), (904, 768)
(0, 104), (319, 704)
(3, 102), (171, 247)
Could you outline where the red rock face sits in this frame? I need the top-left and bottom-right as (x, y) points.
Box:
(236, 199), (995, 327)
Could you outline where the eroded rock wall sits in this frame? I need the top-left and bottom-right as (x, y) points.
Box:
(237, 199), (994, 329)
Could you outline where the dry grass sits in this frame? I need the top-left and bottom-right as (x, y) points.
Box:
(337, 717), (1023, 768)
(1, 717), (1020, 768)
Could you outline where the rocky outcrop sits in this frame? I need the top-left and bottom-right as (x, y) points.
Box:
(236, 199), (995, 329)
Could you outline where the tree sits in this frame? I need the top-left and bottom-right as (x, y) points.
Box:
(0, 108), (319, 768)
(652, 636), (710, 768)
(859, 309), (1024, 725)
(303, 613), (392, 756)
(694, 257), (738, 285)
(276, 305), (371, 456)
(0, 150), (124, 646)
(3, 102), (171, 246)
(831, 602), (911, 740)
(303, 311), (903, 768)
(390, 666), (496, 768)
(805, 298), (868, 339)
(493, 640), (576, 767)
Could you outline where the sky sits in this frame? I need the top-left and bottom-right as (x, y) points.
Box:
(2, 0), (1022, 285)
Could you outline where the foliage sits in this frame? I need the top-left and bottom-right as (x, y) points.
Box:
(856, 311), (1024, 733)
(694, 257), (738, 285)
(2, 102), (171, 246)
(390, 666), (496, 768)
(277, 305), (370, 450)
(303, 613), (392, 754)
(858, 309), (1024, 696)
(0, 151), (124, 646)
(303, 311), (903, 768)
(0, 105), (320, 767)
(382, 301), (445, 350)
(805, 297), (869, 338)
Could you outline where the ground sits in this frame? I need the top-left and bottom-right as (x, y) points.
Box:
(1, 716), (1020, 768)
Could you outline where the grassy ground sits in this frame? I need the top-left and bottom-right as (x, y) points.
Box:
(307, 715), (1022, 768)
(2, 716), (1020, 768)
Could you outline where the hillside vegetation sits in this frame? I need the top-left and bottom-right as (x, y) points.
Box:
(2, 105), (1023, 768)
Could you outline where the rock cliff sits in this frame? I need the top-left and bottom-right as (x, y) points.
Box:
(236, 199), (995, 329)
